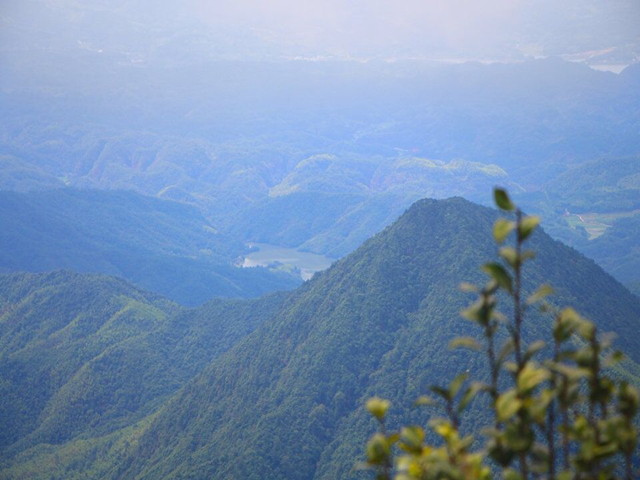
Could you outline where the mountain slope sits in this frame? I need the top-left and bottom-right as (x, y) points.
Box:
(0, 189), (300, 305)
(0, 154), (64, 192)
(0, 270), (288, 476)
(116, 197), (640, 480)
(541, 156), (640, 213)
(516, 156), (640, 284)
(2, 198), (639, 479)
(0, 271), (175, 451)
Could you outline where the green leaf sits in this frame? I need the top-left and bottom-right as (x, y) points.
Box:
(458, 382), (488, 412)
(430, 419), (458, 442)
(526, 284), (554, 305)
(504, 421), (533, 452)
(488, 436), (515, 466)
(366, 433), (390, 465)
(399, 426), (425, 453)
(415, 395), (435, 407)
(496, 389), (522, 421)
(449, 373), (469, 398)
(618, 382), (639, 417)
(554, 308), (581, 342)
(450, 337), (482, 351)
(352, 461), (372, 473)
(519, 215), (540, 240)
(593, 441), (618, 459)
(493, 310), (507, 323)
(493, 218), (515, 244)
(529, 389), (555, 423)
(504, 361), (518, 373)
(559, 307), (581, 323)
(604, 350), (624, 367)
(576, 317), (595, 341)
(517, 363), (550, 394)
(497, 339), (515, 365)
(494, 188), (515, 211)
(523, 340), (545, 363)
(482, 263), (513, 294)
(459, 282), (479, 293)
(503, 468), (524, 480)
(366, 397), (391, 420)
(461, 300), (490, 325)
(499, 247), (518, 268)
(549, 363), (589, 381)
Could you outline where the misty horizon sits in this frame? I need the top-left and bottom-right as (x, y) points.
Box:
(2, 0), (639, 64)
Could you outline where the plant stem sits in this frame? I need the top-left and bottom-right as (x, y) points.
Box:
(514, 209), (523, 370)
(514, 209), (529, 479)
(562, 405), (570, 470)
(588, 330), (602, 478)
(485, 321), (499, 403)
(547, 341), (560, 479)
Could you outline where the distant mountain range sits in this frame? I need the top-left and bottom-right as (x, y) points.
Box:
(2, 58), (639, 272)
(1, 197), (639, 479)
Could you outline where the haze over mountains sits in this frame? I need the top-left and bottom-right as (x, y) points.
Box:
(2, 0), (639, 63)
(1, 1), (640, 478)
(3, 2), (640, 281)
(2, 58), (640, 288)
(0, 189), (300, 305)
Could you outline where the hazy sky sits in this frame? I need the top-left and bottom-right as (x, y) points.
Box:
(185, 0), (523, 56)
(2, 0), (639, 60)
(168, 0), (640, 59)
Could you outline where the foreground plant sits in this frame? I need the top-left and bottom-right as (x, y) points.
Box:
(362, 188), (639, 480)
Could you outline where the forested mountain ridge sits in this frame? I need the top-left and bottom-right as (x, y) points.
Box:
(0, 188), (300, 305)
(0, 270), (289, 477)
(97, 198), (640, 480)
(2, 198), (639, 479)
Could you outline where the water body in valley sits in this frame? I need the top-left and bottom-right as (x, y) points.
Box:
(242, 243), (334, 280)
